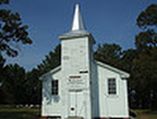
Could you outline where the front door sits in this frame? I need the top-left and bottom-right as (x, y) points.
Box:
(69, 91), (76, 116)
(68, 91), (85, 118)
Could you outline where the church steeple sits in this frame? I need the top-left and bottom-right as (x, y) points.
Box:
(59, 3), (95, 44)
(71, 4), (85, 31)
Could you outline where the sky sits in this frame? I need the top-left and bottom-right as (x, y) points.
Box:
(3, 0), (157, 70)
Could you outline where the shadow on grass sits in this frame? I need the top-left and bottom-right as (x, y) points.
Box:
(134, 109), (157, 119)
(0, 112), (39, 119)
(0, 107), (40, 119)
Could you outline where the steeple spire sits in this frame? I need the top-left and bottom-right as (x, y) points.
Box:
(71, 4), (85, 31)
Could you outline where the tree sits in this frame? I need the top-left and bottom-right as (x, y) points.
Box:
(24, 69), (41, 104)
(130, 49), (157, 109)
(133, 4), (157, 109)
(0, 64), (26, 104)
(137, 4), (157, 29)
(37, 44), (61, 75)
(136, 4), (157, 51)
(0, 0), (32, 104)
(0, 63), (42, 105)
(120, 49), (137, 72)
(0, 0), (32, 58)
(94, 43), (122, 69)
(0, 54), (6, 82)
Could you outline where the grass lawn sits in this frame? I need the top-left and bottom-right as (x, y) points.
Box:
(0, 106), (157, 119)
(135, 109), (157, 119)
(0, 105), (40, 119)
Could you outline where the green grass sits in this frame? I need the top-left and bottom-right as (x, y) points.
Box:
(0, 105), (40, 119)
(135, 109), (157, 119)
(0, 106), (157, 119)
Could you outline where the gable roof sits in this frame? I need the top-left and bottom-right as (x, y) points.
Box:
(39, 60), (130, 80)
(96, 60), (130, 78)
(39, 66), (61, 80)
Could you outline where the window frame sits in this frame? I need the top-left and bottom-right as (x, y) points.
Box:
(51, 80), (59, 96)
(107, 78), (117, 95)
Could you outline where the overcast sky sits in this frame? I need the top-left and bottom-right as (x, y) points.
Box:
(4, 0), (156, 70)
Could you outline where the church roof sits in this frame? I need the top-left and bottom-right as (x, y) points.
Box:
(40, 60), (129, 80)
(39, 66), (61, 80)
(96, 61), (130, 78)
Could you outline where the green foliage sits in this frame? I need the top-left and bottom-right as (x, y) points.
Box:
(131, 3), (157, 109)
(137, 4), (157, 29)
(0, 0), (32, 58)
(136, 4), (157, 51)
(0, 64), (41, 104)
(94, 43), (122, 68)
(0, 44), (61, 105)
(0, 0), (9, 4)
(37, 44), (61, 75)
(0, 0), (35, 105)
(1, 64), (26, 104)
(135, 30), (157, 51)
(0, 54), (5, 68)
(25, 69), (41, 104)
(120, 49), (137, 72)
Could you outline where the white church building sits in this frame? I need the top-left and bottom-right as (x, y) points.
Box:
(40, 4), (130, 119)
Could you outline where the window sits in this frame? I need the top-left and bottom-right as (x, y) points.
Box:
(52, 80), (58, 95)
(108, 78), (116, 95)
